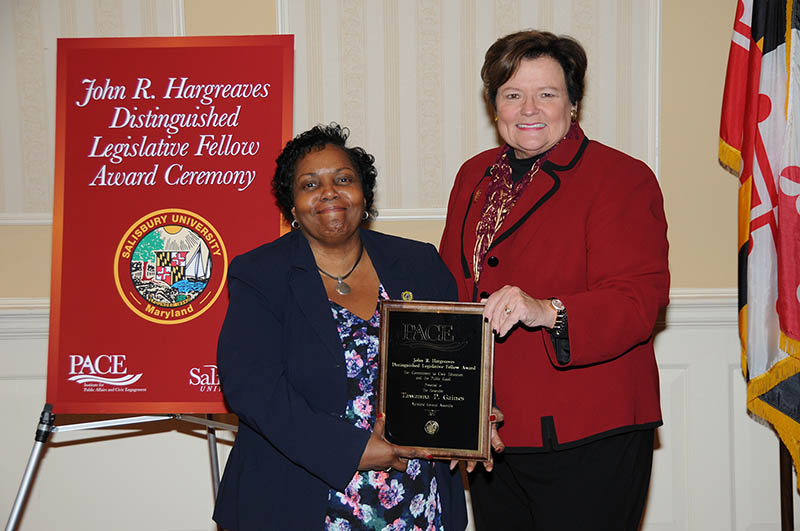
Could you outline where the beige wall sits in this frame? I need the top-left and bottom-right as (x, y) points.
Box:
(0, 0), (738, 300)
(661, 0), (739, 289)
(0, 226), (51, 296)
(184, 0), (277, 36)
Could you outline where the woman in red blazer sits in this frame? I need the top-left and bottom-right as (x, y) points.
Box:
(439, 30), (669, 530)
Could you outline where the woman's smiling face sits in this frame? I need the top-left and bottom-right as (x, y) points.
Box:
(494, 56), (575, 158)
(291, 144), (364, 247)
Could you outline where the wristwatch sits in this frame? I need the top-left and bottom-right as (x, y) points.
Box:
(550, 298), (566, 334)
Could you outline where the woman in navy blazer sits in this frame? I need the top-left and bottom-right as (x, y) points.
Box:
(213, 124), (467, 531)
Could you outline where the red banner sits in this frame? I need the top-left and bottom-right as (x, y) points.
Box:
(47, 35), (293, 413)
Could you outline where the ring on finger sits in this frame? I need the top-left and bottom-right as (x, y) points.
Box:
(504, 306), (511, 315)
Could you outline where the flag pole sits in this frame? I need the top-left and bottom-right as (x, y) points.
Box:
(780, 439), (794, 531)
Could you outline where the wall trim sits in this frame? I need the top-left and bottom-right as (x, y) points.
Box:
(662, 288), (737, 327)
(0, 298), (49, 339)
(172, 0), (186, 36)
(0, 214), (52, 226)
(277, 0), (289, 34)
(0, 289), (737, 340)
(652, 0), (663, 179)
(374, 208), (446, 221)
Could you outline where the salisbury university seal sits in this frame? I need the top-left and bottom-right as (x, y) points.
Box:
(114, 208), (227, 324)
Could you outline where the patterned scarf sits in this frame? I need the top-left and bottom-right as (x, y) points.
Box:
(472, 122), (578, 282)
(472, 147), (539, 282)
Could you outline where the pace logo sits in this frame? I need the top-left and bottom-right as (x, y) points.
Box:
(114, 208), (228, 324)
(67, 354), (143, 387)
(399, 322), (468, 352)
(189, 364), (221, 393)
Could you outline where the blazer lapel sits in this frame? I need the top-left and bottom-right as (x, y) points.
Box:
(488, 129), (589, 252)
(491, 169), (559, 248)
(286, 231), (345, 364)
(361, 229), (412, 299)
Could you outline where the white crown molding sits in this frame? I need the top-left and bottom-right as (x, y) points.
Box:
(0, 298), (50, 340)
(374, 208), (447, 221)
(0, 289), (737, 341)
(0, 214), (52, 226)
(660, 288), (737, 327)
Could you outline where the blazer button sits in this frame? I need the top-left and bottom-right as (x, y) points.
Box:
(479, 291), (490, 299)
(487, 256), (499, 267)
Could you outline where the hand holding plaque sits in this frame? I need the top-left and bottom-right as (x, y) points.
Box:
(377, 301), (494, 460)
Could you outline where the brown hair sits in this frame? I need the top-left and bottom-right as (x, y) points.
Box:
(481, 30), (587, 111)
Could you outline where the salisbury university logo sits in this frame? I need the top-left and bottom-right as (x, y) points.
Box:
(114, 209), (227, 324)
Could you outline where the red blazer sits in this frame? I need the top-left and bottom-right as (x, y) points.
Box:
(439, 126), (670, 449)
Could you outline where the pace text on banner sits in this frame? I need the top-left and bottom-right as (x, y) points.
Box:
(719, 0), (800, 486)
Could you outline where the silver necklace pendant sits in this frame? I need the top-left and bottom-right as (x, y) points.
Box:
(317, 242), (363, 296)
(335, 279), (351, 295)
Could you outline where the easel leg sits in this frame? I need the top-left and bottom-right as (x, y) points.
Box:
(5, 404), (55, 531)
(5, 410), (234, 530)
(206, 414), (221, 500)
(780, 438), (794, 531)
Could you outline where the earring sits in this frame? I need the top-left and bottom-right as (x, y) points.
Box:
(570, 108), (578, 122)
(291, 219), (300, 229)
(494, 116), (498, 122)
(362, 211), (369, 221)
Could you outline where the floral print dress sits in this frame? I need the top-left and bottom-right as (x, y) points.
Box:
(324, 284), (444, 531)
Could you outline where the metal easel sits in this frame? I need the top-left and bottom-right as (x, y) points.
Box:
(4, 403), (237, 531)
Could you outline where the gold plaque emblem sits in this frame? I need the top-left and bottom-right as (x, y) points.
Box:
(424, 420), (439, 435)
(401, 291), (414, 301)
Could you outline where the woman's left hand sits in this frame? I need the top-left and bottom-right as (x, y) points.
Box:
(358, 414), (426, 472)
(483, 285), (556, 338)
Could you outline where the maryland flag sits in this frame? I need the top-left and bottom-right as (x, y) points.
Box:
(719, 0), (800, 486)
(154, 251), (187, 286)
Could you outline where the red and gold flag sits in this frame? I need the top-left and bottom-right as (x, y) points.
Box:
(720, 0), (800, 485)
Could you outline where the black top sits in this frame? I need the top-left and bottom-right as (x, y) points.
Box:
(506, 149), (545, 183)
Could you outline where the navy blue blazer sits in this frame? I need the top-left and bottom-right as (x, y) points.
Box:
(213, 228), (467, 531)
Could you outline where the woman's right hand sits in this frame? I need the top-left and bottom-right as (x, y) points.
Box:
(358, 414), (427, 472)
(483, 285), (556, 337)
(450, 406), (506, 472)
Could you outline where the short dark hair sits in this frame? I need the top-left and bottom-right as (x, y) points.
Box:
(272, 123), (378, 223)
(481, 30), (587, 111)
